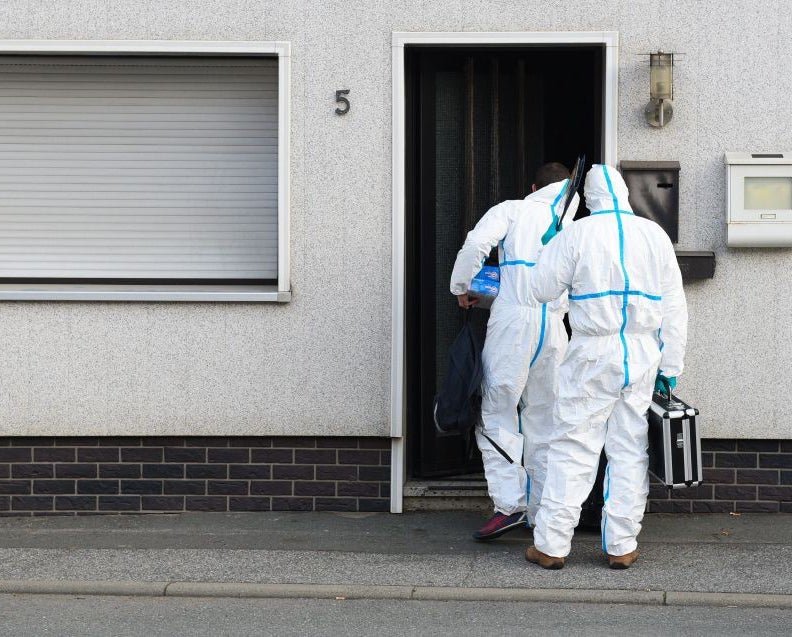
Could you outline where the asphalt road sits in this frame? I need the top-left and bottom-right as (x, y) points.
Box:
(1, 595), (791, 637)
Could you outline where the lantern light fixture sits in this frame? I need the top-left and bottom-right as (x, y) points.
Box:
(645, 51), (675, 128)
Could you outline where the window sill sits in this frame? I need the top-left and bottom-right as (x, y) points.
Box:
(0, 284), (291, 303)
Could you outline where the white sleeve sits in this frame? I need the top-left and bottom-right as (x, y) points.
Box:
(658, 236), (688, 378)
(531, 225), (576, 303)
(449, 201), (511, 296)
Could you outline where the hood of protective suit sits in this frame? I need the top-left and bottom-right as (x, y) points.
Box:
(527, 179), (568, 205)
(584, 164), (633, 214)
(528, 179), (579, 228)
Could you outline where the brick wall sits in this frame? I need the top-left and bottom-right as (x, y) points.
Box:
(647, 440), (792, 513)
(1, 436), (787, 516)
(0, 436), (391, 515)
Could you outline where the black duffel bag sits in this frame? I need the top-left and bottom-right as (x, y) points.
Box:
(433, 311), (483, 436)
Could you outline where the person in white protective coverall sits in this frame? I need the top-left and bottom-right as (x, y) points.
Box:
(450, 162), (579, 541)
(524, 164), (688, 570)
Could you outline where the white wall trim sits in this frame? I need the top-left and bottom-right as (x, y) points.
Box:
(389, 438), (404, 513)
(389, 35), (406, 513)
(0, 39), (292, 300)
(277, 43), (292, 294)
(0, 284), (290, 303)
(389, 31), (620, 513)
(0, 40), (291, 55)
(602, 41), (619, 165)
(393, 31), (619, 47)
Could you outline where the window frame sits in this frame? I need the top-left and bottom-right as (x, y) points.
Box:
(0, 40), (291, 303)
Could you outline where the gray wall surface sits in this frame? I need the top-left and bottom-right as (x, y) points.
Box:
(0, 0), (788, 439)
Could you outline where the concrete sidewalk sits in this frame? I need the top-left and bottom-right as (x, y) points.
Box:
(0, 512), (789, 608)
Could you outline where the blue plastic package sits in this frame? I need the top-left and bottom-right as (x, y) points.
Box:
(468, 265), (500, 309)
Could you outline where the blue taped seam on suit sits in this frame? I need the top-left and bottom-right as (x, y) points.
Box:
(510, 180), (568, 376)
(525, 473), (531, 522)
(550, 179), (567, 220)
(498, 182), (566, 271)
(618, 239), (631, 387)
(602, 166), (619, 212)
(601, 464), (611, 553)
(590, 209), (634, 216)
(500, 260), (536, 267)
(603, 165), (632, 389)
(569, 290), (661, 301)
(517, 404), (530, 519)
(499, 237), (537, 267)
(529, 303), (548, 368)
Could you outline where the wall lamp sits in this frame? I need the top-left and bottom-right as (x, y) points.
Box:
(644, 51), (674, 128)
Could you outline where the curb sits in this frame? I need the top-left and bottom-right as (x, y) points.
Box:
(411, 587), (665, 605)
(665, 591), (792, 609)
(0, 580), (167, 597)
(0, 580), (790, 608)
(165, 583), (414, 600)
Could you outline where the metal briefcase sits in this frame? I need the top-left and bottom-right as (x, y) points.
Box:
(647, 384), (702, 489)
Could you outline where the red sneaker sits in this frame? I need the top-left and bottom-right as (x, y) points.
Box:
(472, 511), (528, 541)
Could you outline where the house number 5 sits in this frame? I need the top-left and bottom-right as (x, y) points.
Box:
(335, 89), (350, 115)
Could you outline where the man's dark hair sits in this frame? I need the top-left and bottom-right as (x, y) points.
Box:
(534, 162), (571, 190)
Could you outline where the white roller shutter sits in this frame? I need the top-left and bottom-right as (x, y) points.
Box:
(0, 55), (278, 281)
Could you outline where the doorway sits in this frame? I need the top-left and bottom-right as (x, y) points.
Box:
(404, 45), (607, 478)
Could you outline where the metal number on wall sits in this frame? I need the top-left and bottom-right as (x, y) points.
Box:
(335, 89), (350, 115)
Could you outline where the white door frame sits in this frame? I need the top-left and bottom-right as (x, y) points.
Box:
(390, 31), (619, 513)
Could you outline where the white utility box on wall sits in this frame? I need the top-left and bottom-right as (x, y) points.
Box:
(726, 152), (792, 247)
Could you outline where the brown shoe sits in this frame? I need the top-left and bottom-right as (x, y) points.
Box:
(525, 545), (565, 570)
(607, 549), (639, 570)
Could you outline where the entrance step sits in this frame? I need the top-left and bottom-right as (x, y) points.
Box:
(403, 477), (490, 512)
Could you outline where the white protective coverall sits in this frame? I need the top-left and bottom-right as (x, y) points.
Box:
(450, 181), (578, 523)
(530, 165), (687, 557)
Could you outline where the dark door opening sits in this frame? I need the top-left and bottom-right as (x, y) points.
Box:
(405, 46), (605, 478)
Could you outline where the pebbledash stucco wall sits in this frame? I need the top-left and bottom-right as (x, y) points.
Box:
(0, 1), (788, 438)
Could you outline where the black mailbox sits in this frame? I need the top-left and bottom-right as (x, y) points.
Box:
(620, 161), (680, 243)
(676, 251), (716, 280)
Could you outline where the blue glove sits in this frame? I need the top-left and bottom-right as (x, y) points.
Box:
(654, 374), (677, 393)
(540, 216), (560, 245)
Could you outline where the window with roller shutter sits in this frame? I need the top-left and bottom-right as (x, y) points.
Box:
(0, 50), (289, 299)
